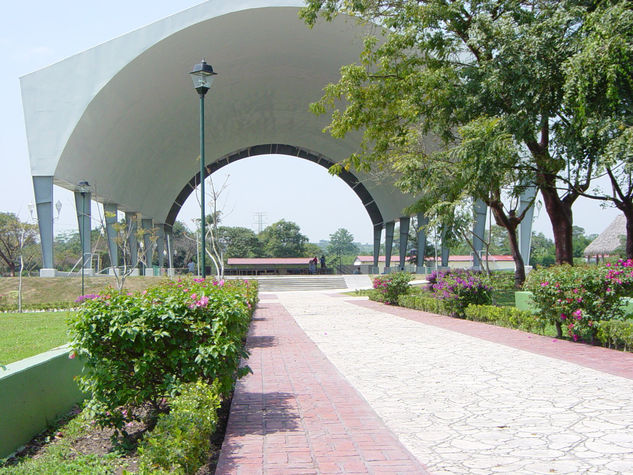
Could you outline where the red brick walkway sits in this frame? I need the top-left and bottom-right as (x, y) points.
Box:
(352, 299), (633, 380)
(215, 297), (429, 474)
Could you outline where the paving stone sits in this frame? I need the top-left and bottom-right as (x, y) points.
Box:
(277, 292), (633, 474)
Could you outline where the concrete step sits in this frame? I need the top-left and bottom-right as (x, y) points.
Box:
(254, 276), (347, 292)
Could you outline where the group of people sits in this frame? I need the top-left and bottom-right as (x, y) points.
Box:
(308, 255), (326, 274)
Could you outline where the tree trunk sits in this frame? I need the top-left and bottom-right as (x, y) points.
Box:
(489, 203), (525, 288)
(620, 204), (633, 260)
(539, 185), (574, 265)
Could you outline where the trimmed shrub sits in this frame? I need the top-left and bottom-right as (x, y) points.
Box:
(138, 380), (221, 475)
(372, 272), (413, 304)
(68, 277), (257, 432)
(431, 270), (492, 317)
(596, 319), (633, 351)
(397, 293), (451, 315)
(463, 304), (546, 334)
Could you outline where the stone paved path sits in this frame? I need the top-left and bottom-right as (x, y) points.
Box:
(216, 296), (428, 474)
(217, 291), (633, 474)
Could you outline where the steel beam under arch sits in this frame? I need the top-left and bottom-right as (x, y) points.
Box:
(165, 144), (385, 229)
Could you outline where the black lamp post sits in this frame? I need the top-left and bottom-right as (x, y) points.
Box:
(77, 181), (90, 296)
(190, 59), (217, 279)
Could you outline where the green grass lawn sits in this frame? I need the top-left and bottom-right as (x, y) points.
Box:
(0, 311), (73, 366)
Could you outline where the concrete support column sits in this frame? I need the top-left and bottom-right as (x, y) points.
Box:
(416, 213), (428, 274)
(103, 203), (118, 270)
(33, 176), (55, 275)
(440, 229), (450, 268)
(472, 199), (487, 270)
(141, 218), (154, 275)
(384, 221), (395, 273)
(398, 217), (410, 271)
(165, 224), (175, 276)
(372, 224), (382, 275)
(518, 186), (536, 268)
(156, 224), (166, 269)
(74, 189), (92, 270)
(125, 212), (138, 267)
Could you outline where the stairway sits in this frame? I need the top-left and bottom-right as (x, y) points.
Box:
(254, 276), (348, 292)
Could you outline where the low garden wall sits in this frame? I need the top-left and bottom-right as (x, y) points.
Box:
(0, 345), (84, 458)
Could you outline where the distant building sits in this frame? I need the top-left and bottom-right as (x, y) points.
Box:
(353, 255), (515, 274)
(226, 258), (316, 275)
(584, 215), (626, 263)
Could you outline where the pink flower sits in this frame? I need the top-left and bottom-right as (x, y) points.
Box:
(69, 352), (76, 359)
(191, 293), (197, 300)
(573, 334), (579, 341)
(560, 313), (567, 320)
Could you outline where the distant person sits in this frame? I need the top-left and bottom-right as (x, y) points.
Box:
(308, 259), (315, 274)
(354, 266), (361, 274)
(187, 260), (195, 274)
(320, 255), (326, 269)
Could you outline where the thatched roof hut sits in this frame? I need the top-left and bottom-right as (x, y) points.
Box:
(584, 214), (626, 259)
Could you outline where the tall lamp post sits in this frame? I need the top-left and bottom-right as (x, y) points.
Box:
(78, 181), (90, 296)
(190, 59), (217, 279)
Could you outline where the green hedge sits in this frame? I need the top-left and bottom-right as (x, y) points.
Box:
(463, 304), (546, 334)
(138, 380), (221, 474)
(397, 294), (450, 315)
(596, 320), (633, 351)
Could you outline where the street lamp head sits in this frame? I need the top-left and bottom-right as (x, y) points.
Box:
(190, 59), (217, 96)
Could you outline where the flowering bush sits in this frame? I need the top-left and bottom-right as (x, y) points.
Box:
(431, 270), (492, 317)
(372, 272), (413, 304)
(525, 261), (633, 341)
(68, 277), (257, 433)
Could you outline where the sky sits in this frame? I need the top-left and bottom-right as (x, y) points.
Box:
(0, 1), (622, 245)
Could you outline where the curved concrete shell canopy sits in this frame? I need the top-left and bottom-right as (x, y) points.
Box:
(22, 0), (431, 273)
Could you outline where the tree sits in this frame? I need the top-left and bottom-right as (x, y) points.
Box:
(172, 221), (197, 269)
(0, 213), (38, 276)
(401, 117), (535, 284)
(530, 232), (556, 268)
(258, 220), (308, 257)
(327, 228), (359, 257)
(301, 0), (601, 267)
(218, 226), (262, 258)
(562, 1), (633, 257)
(572, 226), (597, 259)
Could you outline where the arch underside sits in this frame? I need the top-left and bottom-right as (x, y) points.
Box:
(166, 144), (384, 228)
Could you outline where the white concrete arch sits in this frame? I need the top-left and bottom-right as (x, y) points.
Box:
(22, 1), (422, 272)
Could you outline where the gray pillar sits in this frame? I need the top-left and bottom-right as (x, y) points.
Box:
(384, 221), (395, 273)
(74, 189), (92, 270)
(125, 212), (138, 267)
(33, 176), (55, 275)
(372, 224), (382, 274)
(440, 229), (450, 268)
(518, 186), (536, 267)
(398, 217), (410, 271)
(156, 224), (166, 269)
(142, 218), (154, 274)
(104, 203), (118, 268)
(472, 199), (487, 270)
(416, 213), (428, 274)
(165, 225), (175, 276)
